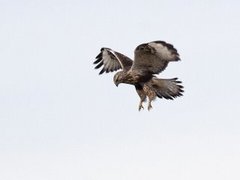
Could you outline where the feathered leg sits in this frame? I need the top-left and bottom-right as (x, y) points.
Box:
(143, 85), (157, 111)
(138, 98), (145, 111)
(147, 95), (154, 111)
(135, 85), (146, 111)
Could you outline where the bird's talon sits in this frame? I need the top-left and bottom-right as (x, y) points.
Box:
(147, 104), (152, 111)
(138, 105), (144, 111)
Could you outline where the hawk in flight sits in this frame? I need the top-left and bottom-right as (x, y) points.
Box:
(94, 41), (183, 111)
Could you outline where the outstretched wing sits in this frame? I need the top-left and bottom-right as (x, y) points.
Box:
(94, 48), (133, 75)
(132, 41), (180, 75)
(148, 77), (183, 100)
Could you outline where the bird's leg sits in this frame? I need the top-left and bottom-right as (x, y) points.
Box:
(138, 99), (144, 111)
(146, 89), (156, 111)
(147, 99), (153, 111)
(135, 85), (146, 111)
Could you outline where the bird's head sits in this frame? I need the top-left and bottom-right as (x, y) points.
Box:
(113, 71), (125, 87)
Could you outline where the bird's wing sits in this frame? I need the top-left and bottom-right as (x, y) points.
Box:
(147, 77), (183, 100)
(132, 41), (180, 75)
(94, 48), (133, 75)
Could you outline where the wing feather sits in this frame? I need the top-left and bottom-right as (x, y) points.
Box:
(94, 48), (133, 75)
(148, 78), (184, 100)
(132, 41), (180, 75)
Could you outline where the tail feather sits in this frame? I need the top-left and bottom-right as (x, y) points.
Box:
(148, 77), (184, 100)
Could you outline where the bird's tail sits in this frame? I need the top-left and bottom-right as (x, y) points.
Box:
(147, 77), (184, 100)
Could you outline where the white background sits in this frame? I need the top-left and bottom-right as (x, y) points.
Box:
(0, 0), (240, 179)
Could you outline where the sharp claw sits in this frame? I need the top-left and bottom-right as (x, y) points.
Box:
(148, 104), (152, 111)
(138, 105), (144, 111)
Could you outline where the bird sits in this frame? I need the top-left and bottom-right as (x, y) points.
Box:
(93, 40), (184, 111)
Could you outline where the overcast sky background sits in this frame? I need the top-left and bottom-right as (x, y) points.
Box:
(1, 0), (240, 180)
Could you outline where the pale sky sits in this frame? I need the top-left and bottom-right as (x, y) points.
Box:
(0, 0), (240, 180)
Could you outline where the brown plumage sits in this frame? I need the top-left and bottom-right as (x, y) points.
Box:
(93, 41), (184, 111)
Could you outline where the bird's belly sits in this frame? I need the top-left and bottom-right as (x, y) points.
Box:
(123, 70), (152, 85)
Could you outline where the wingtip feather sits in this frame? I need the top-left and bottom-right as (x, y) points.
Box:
(99, 68), (105, 75)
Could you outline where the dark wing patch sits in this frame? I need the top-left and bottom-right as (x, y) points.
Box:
(150, 41), (180, 61)
(132, 41), (180, 75)
(94, 48), (133, 75)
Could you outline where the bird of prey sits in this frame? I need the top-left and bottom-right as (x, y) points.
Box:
(93, 40), (183, 111)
